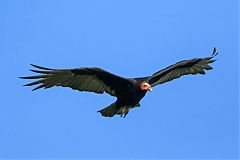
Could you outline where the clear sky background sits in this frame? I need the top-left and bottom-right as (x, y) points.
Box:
(0, 0), (238, 159)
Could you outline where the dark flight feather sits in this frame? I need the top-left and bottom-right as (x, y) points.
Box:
(147, 48), (217, 87)
(20, 65), (132, 96)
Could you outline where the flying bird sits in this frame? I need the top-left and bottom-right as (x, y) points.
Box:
(20, 48), (218, 118)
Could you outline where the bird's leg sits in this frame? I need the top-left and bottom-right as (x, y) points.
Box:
(117, 106), (131, 118)
(123, 110), (129, 118)
(123, 106), (131, 118)
(116, 106), (132, 118)
(120, 107), (125, 117)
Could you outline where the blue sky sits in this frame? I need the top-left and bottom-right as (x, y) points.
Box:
(0, 0), (238, 159)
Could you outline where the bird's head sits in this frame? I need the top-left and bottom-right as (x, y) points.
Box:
(140, 82), (152, 92)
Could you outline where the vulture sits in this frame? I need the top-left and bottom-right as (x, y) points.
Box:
(20, 48), (218, 118)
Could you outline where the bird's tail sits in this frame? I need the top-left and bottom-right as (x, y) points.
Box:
(98, 102), (140, 118)
(98, 102), (118, 117)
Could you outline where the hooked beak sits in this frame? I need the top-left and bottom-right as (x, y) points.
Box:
(140, 82), (153, 92)
(148, 87), (152, 92)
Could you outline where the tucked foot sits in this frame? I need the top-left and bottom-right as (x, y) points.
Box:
(116, 106), (131, 118)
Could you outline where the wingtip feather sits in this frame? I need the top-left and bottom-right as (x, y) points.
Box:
(30, 69), (51, 74)
(212, 47), (219, 57)
(18, 75), (47, 79)
(19, 76), (25, 79)
(30, 64), (53, 70)
(32, 85), (44, 91)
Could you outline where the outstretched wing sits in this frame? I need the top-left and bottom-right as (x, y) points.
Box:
(148, 48), (218, 87)
(20, 65), (132, 96)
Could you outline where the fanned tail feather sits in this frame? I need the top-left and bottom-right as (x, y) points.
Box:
(98, 103), (140, 118)
(98, 102), (118, 117)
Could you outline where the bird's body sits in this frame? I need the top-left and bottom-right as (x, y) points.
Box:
(20, 48), (218, 117)
(115, 79), (146, 105)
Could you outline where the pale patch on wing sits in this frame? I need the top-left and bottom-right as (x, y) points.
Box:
(21, 67), (117, 96)
(149, 54), (217, 87)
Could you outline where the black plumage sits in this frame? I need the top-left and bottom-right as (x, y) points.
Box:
(20, 48), (218, 117)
